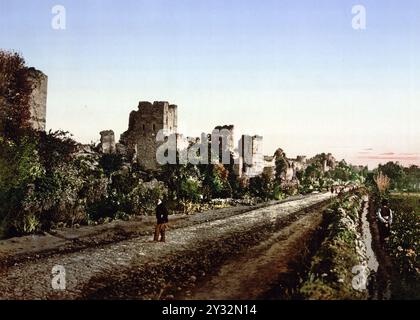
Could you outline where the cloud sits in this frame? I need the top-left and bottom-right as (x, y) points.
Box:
(358, 148), (374, 154)
(356, 150), (420, 163)
(357, 154), (420, 161)
(379, 152), (395, 156)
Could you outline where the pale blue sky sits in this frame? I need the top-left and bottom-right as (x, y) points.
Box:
(1, 0), (419, 167)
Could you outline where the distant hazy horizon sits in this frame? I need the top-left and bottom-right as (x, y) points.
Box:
(1, 0), (419, 169)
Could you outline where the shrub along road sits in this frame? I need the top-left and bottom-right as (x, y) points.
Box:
(0, 192), (335, 300)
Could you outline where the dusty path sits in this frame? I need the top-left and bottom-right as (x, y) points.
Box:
(0, 195), (308, 267)
(0, 192), (334, 300)
(183, 203), (329, 300)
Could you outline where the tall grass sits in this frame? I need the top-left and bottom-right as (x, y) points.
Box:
(374, 171), (391, 194)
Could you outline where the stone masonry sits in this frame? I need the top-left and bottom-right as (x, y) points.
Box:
(120, 101), (178, 170)
(99, 130), (116, 154)
(212, 125), (235, 164)
(27, 68), (48, 131)
(112, 101), (271, 179)
(240, 135), (264, 178)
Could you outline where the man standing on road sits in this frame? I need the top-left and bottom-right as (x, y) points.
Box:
(377, 199), (393, 241)
(154, 198), (169, 242)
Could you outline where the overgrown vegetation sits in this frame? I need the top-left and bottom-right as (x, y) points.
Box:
(0, 49), (366, 239)
(0, 51), (171, 238)
(299, 191), (368, 300)
(0, 50), (32, 138)
(367, 161), (420, 192)
(387, 195), (420, 299)
(366, 167), (420, 300)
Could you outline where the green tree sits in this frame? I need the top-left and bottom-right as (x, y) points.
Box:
(99, 153), (123, 178)
(0, 50), (33, 138)
(0, 136), (44, 235)
(275, 157), (288, 182)
(378, 162), (405, 190)
(249, 173), (273, 201)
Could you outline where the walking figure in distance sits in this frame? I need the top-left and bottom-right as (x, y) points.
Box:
(154, 198), (169, 242)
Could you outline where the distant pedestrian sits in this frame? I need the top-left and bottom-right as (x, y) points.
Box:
(377, 199), (393, 240)
(154, 198), (169, 242)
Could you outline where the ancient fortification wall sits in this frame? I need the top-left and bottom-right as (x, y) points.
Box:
(120, 101), (178, 170)
(241, 135), (264, 177)
(27, 68), (48, 131)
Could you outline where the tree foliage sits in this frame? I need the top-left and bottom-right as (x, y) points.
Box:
(0, 50), (32, 138)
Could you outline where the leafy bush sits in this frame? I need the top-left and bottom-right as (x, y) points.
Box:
(387, 195), (420, 298)
(99, 154), (123, 177)
(129, 179), (168, 215)
(0, 50), (32, 137)
(179, 177), (201, 203)
(0, 136), (45, 235)
(249, 173), (273, 201)
(272, 183), (286, 200)
(199, 164), (232, 199)
(299, 194), (367, 300)
(0, 131), (109, 235)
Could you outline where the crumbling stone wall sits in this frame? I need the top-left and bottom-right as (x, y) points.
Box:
(241, 135), (264, 178)
(118, 101), (272, 179)
(99, 130), (116, 154)
(263, 155), (276, 178)
(288, 156), (307, 180)
(212, 125), (235, 164)
(120, 101), (178, 170)
(27, 68), (47, 131)
(323, 153), (337, 172)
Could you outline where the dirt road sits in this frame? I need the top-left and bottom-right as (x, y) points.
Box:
(0, 192), (335, 300)
(183, 204), (329, 300)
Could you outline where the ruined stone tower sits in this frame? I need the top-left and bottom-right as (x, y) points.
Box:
(27, 68), (48, 131)
(240, 135), (264, 177)
(120, 101), (178, 170)
(99, 130), (116, 154)
(212, 125), (235, 164)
